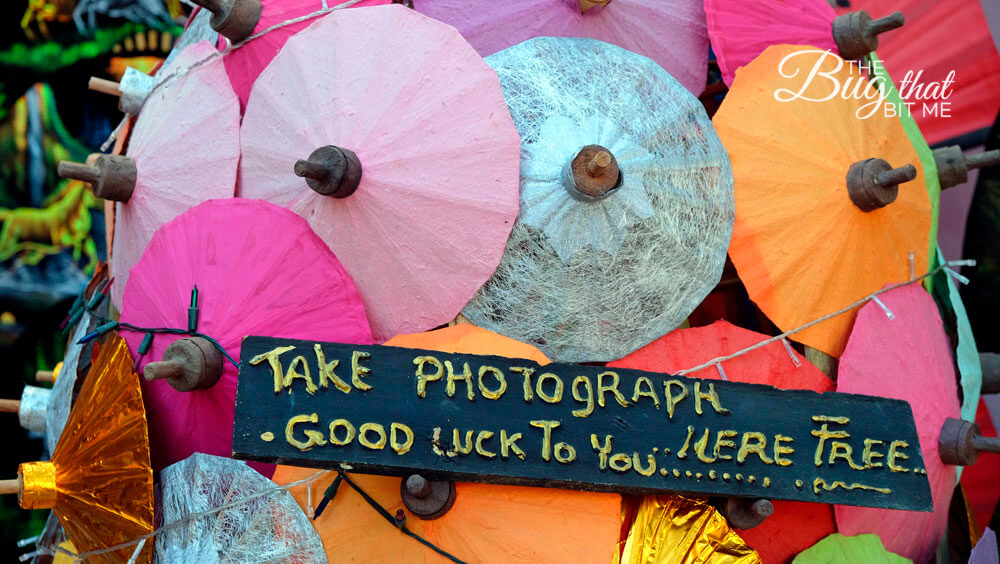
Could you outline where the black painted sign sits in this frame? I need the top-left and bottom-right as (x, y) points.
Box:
(232, 337), (933, 511)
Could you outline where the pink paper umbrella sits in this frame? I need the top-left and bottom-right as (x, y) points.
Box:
(216, 0), (391, 111)
(239, 5), (520, 342)
(415, 0), (708, 95)
(705, 0), (904, 86)
(60, 41), (241, 312)
(121, 199), (373, 474)
(836, 284), (960, 563)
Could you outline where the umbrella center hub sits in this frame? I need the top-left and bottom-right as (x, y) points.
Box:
(18, 461), (56, 510)
(845, 157), (916, 212)
(295, 145), (363, 199)
(568, 144), (622, 200)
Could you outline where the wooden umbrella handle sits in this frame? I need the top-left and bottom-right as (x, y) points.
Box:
(89, 77), (122, 97)
(569, 144), (621, 199)
(846, 158), (916, 212)
(295, 145), (363, 199)
(0, 398), (20, 413)
(935, 146), (1000, 189)
(0, 478), (18, 495)
(833, 10), (904, 61)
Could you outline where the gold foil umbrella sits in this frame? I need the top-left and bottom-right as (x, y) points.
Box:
(620, 496), (760, 564)
(0, 335), (154, 564)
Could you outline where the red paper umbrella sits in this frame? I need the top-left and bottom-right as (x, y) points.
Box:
(706, 0), (905, 86)
(607, 320), (836, 563)
(121, 199), (373, 473)
(211, 0), (392, 111)
(837, 0), (1000, 144)
(836, 284), (960, 563)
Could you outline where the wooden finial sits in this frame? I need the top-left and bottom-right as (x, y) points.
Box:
(934, 146), (1000, 189)
(804, 346), (838, 381)
(89, 77), (122, 97)
(720, 497), (774, 529)
(579, 0), (611, 12)
(143, 337), (224, 392)
(846, 158), (917, 212)
(939, 417), (1000, 466)
(833, 10), (905, 61)
(570, 144), (621, 198)
(294, 145), (363, 198)
(191, 0), (261, 43)
(0, 479), (18, 495)
(0, 398), (20, 413)
(58, 155), (137, 202)
(400, 474), (456, 520)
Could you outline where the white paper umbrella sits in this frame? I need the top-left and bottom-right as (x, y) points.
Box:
(60, 41), (240, 311)
(239, 5), (520, 342)
(462, 37), (734, 362)
(158, 453), (327, 564)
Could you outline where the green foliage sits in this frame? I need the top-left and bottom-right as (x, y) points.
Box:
(0, 22), (179, 72)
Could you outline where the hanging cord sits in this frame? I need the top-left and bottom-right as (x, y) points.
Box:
(675, 259), (974, 376)
(77, 286), (239, 369)
(331, 471), (467, 564)
(60, 277), (112, 333)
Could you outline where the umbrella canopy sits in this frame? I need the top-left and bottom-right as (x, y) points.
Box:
(869, 53), (940, 265)
(44, 311), (91, 453)
(238, 5), (520, 342)
(792, 533), (911, 564)
(8, 335), (154, 564)
(607, 321), (835, 563)
(121, 199), (372, 473)
(714, 44), (931, 358)
(970, 528), (998, 564)
(158, 453), (327, 563)
(273, 324), (621, 563)
(836, 0), (1000, 145)
(463, 37), (733, 362)
(217, 0), (391, 111)
(932, 248), (982, 426)
(619, 496), (760, 563)
(836, 284), (960, 563)
(414, 0), (708, 95)
(706, 0), (905, 87)
(57, 41), (241, 311)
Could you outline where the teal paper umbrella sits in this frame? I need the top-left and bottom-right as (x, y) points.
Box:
(462, 37), (734, 362)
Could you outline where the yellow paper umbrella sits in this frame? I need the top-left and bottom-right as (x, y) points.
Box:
(713, 45), (931, 357)
(620, 496), (760, 563)
(273, 325), (622, 563)
(1, 335), (154, 564)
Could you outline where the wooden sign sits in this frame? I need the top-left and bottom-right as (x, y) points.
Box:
(233, 337), (933, 511)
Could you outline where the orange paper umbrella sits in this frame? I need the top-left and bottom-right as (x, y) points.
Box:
(713, 44), (931, 357)
(607, 321), (835, 563)
(273, 325), (621, 563)
(1, 335), (154, 564)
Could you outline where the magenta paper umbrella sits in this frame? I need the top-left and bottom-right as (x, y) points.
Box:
(212, 0), (391, 111)
(60, 41), (241, 311)
(414, 0), (707, 95)
(239, 5), (520, 342)
(121, 199), (373, 474)
(706, 0), (905, 86)
(836, 284), (960, 563)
